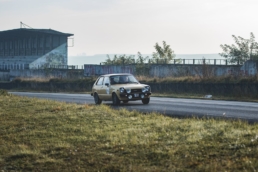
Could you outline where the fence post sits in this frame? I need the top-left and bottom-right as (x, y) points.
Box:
(174, 59), (176, 64)
(193, 59), (195, 65)
(237, 60), (240, 65)
(214, 59), (216, 65)
(183, 59), (185, 64)
(225, 60), (227, 66)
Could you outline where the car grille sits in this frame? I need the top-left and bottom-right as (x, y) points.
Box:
(131, 89), (142, 93)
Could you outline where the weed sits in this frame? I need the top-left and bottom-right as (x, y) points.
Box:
(0, 89), (9, 96)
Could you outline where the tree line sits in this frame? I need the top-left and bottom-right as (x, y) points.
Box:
(102, 41), (177, 65)
(102, 32), (258, 65)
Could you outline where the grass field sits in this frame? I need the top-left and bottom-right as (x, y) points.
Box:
(1, 90), (258, 171)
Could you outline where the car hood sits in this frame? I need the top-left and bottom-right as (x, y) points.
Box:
(112, 84), (148, 89)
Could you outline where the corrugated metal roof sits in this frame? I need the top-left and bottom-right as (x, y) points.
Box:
(0, 28), (74, 38)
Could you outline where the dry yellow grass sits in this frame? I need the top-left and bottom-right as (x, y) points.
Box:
(1, 90), (258, 171)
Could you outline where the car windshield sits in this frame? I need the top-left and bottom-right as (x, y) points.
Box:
(110, 75), (139, 85)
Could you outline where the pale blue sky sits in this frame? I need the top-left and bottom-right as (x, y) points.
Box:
(1, 0), (258, 56)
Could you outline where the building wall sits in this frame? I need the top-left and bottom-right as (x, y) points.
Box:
(84, 64), (244, 77)
(29, 43), (68, 69)
(84, 65), (134, 76)
(0, 61), (257, 81)
(240, 60), (258, 76)
(149, 64), (243, 77)
(0, 71), (9, 81)
(0, 32), (68, 68)
(0, 34), (67, 57)
(9, 69), (83, 80)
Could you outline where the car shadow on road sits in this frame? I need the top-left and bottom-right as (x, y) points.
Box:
(102, 102), (149, 107)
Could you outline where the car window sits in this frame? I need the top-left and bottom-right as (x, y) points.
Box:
(110, 75), (138, 84)
(96, 77), (104, 85)
(110, 76), (119, 85)
(104, 77), (110, 85)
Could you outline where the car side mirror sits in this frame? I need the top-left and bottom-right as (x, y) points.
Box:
(105, 83), (109, 87)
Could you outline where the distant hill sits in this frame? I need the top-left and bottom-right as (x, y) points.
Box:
(68, 54), (222, 66)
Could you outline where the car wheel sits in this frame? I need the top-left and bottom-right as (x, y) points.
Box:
(112, 93), (120, 105)
(142, 98), (150, 104)
(123, 100), (129, 104)
(94, 93), (102, 105)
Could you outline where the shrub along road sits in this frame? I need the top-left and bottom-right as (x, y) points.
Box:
(10, 92), (258, 123)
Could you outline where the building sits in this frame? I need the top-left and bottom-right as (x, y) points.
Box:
(0, 28), (73, 69)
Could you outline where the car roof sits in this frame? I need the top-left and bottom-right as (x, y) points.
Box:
(100, 73), (133, 77)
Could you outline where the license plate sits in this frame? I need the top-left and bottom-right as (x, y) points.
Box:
(134, 93), (139, 97)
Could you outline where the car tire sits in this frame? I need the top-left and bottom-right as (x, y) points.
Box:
(123, 100), (129, 104)
(94, 93), (102, 105)
(112, 93), (120, 105)
(142, 98), (150, 104)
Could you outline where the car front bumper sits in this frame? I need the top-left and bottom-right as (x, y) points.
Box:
(119, 92), (151, 100)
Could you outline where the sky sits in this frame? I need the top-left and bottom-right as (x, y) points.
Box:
(1, 0), (258, 57)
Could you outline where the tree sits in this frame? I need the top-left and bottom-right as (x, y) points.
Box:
(135, 52), (150, 76)
(136, 52), (149, 64)
(103, 52), (150, 75)
(103, 54), (135, 65)
(151, 41), (176, 64)
(220, 32), (258, 64)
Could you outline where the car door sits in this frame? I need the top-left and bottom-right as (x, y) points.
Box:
(101, 76), (111, 100)
(94, 76), (104, 99)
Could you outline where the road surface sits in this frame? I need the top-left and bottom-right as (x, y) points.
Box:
(10, 92), (258, 122)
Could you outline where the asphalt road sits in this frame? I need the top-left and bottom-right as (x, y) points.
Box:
(10, 92), (258, 122)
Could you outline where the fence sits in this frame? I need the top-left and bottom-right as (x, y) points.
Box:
(0, 64), (84, 70)
(45, 65), (84, 69)
(100, 59), (243, 65)
(0, 64), (29, 70)
(0, 59), (247, 70)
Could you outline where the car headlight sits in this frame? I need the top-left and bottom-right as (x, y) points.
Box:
(120, 87), (125, 93)
(126, 88), (131, 93)
(142, 86), (150, 93)
(145, 86), (150, 92)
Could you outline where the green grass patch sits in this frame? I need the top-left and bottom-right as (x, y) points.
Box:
(1, 91), (258, 171)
